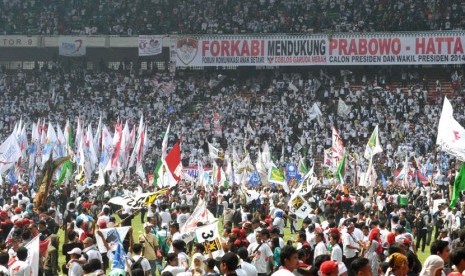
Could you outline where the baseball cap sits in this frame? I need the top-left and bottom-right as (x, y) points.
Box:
(98, 220), (107, 229)
(161, 223), (168, 229)
(67, 248), (82, 255)
(144, 222), (153, 228)
(320, 261), (338, 274)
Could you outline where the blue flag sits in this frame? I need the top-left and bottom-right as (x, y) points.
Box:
(7, 168), (17, 185)
(112, 242), (126, 270)
(381, 173), (388, 188)
(285, 163), (297, 180)
(248, 170), (261, 187)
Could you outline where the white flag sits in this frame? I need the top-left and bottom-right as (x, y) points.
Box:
(364, 125), (383, 159)
(181, 200), (216, 242)
(0, 133), (21, 174)
(95, 226), (130, 253)
(195, 222), (224, 258)
(288, 195), (312, 219)
(437, 97), (465, 161)
(25, 235), (40, 276)
(288, 82), (298, 92)
(207, 142), (219, 159)
(337, 98), (351, 117)
(308, 103), (323, 124)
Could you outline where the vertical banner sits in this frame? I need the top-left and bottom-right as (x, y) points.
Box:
(58, 37), (86, 57)
(138, 35), (163, 56)
(195, 222), (224, 258)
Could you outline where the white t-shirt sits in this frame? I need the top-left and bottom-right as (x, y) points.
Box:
(127, 255), (151, 273)
(162, 265), (186, 275)
(331, 244), (343, 262)
(271, 268), (295, 276)
(160, 211), (172, 225)
(237, 260), (258, 276)
(247, 242), (273, 274)
(343, 233), (359, 258)
(314, 241), (327, 260)
(68, 262), (83, 276)
(9, 260), (31, 276)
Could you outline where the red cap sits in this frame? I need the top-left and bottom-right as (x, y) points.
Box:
(82, 202), (92, 210)
(403, 238), (411, 245)
(14, 207), (22, 214)
(22, 218), (32, 225)
(0, 211), (8, 219)
(98, 220), (107, 229)
(319, 261), (338, 274)
(14, 220), (23, 228)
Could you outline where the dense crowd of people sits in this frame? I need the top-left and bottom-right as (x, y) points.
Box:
(0, 168), (464, 276)
(1, 63), (465, 181)
(1, 60), (465, 276)
(1, 0), (464, 35)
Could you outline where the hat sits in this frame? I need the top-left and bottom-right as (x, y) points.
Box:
(14, 207), (21, 214)
(395, 225), (404, 232)
(242, 222), (252, 229)
(14, 221), (23, 228)
(161, 223), (168, 229)
(98, 220), (107, 229)
(22, 218), (32, 225)
(439, 228), (448, 233)
(143, 222), (153, 228)
(67, 248), (82, 255)
(0, 211), (8, 219)
(403, 238), (411, 246)
(320, 261), (338, 274)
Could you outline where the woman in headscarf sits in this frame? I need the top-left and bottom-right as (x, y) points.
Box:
(190, 252), (205, 276)
(419, 255), (444, 276)
(366, 228), (381, 276)
(386, 253), (409, 276)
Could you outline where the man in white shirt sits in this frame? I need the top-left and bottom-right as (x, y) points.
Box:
(127, 243), (151, 276)
(342, 223), (361, 274)
(314, 232), (327, 261)
(329, 233), (343, 263)
(176, 205), (190, 229)
(9, 247), (32, 275)
(66, 248), (84, 276)
(247, 230), (274, 276)
(237, 248), (258, 276)
(81, 238), (103, 265)
(159, 206), (172, 225)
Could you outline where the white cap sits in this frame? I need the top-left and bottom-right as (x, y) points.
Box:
(67, 248), (82, 255)
(122, 207), (132, 215)
(143, 222), (153, 228)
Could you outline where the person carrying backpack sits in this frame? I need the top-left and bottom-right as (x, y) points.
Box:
(128, 243), (151, 276)
(414, 208), (429, 253)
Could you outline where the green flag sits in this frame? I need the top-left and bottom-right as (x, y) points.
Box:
(55, 121), (74, 186)
(152, 160), (163, 187)
(298, 157), (309, 175)
(450, 163), (465, 208)
(335, 152), (347, 183)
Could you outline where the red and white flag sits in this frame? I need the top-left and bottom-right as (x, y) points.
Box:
(163, 140), (182, 187)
